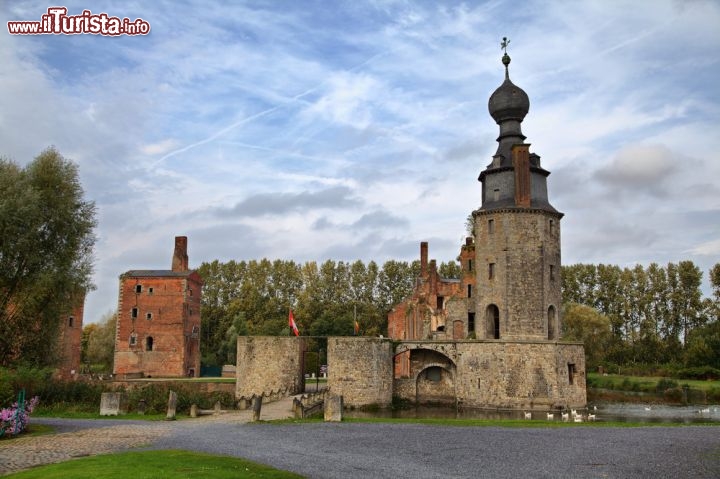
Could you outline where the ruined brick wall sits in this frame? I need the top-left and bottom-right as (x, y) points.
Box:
(114, 272), (202, 378)
(56, 300), (84, 378)
(235, 336), (305, 399)
(474, 210), (562, 340)
(327, 337), (393, 408)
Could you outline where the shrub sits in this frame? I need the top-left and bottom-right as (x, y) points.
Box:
(655, 378), (679, 393)
(0, 393), (39, 437)
(664, 387), (684, 404)
(674, 366), (720, 380)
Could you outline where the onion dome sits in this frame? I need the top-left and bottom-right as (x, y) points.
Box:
(488, 52), (529, 124)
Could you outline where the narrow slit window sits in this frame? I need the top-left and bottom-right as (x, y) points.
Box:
(467, 284), (472, 298)
(488, 219), (495, 234)
(489, 263), (495, 280)
(437, 296), (444, 310)
(568, 363), (576, 385)
(550, 265), (555, 281)
(131, 307), (138, 319)
(68, 316), (74, 327)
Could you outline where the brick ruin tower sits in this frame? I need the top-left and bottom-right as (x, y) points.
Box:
(473, 40), (563, 341)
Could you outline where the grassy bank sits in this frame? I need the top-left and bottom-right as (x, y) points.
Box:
(587, 372), (720, 404)
(3, 450), (303, 479)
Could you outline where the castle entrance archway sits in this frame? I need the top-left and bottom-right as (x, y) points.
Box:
(411, 348), (456, 405)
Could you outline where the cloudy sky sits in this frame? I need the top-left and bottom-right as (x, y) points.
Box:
(3, 0), (719, 323)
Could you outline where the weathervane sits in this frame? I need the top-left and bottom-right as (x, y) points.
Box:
(500, 36), (511, 78)
(500, 36), (510, 54)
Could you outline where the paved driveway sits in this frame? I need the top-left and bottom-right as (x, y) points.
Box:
(3, 412), (719, 478)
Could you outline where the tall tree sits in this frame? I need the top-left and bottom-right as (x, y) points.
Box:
(0, 148), (96, 367)
(83, 311), (116, 372)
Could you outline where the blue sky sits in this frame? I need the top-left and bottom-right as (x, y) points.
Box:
(2, 0), (719, 324)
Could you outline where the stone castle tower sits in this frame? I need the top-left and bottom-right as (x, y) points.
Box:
(473, 46), (563, 341)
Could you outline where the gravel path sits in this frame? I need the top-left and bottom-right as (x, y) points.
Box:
(3, 409), (719, 478)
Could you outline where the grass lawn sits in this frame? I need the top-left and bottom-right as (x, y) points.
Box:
(3, 450), (304, 479)
(587, 372), (720, 392)
(32, 408), (170, 420)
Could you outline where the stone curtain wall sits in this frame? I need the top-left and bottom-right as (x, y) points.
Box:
(327, 337), (393, 408)
(454, 341), (585, 409)
(236, 336), (305, 399)
(393, 340), (586, 409)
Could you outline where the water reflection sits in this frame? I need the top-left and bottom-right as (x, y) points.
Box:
(346, 404), (720, 424)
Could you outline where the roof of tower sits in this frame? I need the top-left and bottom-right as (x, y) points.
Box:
(488, 51), (529, 124)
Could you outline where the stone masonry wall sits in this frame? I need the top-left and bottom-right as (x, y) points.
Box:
(328, 337), (393, 408)
(454, 340), (585, 409)
(236, 336), (305, 399)
(474, 210), (562, 340)
(392, 340), (586, 409)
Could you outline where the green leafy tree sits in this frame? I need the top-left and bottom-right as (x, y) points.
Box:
(561, 303), (612, 369)
(84, 311), (116, 372)
(0, 148), (96, 367)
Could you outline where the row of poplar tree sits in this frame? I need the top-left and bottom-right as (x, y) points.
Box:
(197, 258), (720, 368)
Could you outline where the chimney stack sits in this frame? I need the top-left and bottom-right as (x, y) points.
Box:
(420, 242), (428, 275)
(172, 236), (189, 272)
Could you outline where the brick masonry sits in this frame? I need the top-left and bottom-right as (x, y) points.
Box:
(113, 236), (202, 378)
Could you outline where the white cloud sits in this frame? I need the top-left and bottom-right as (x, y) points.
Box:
(1, 0), (718, 321)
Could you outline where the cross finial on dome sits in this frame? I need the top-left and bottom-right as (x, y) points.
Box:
(500, 37), (511, 79)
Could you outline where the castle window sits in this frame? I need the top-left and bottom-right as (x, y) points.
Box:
(468, 312), (475, 334)
(129, 334), (137, 347)
(437, 296), (444, 310)
(135, 284), (142, 294)
(468, 259), (473, 271)
(489, 263), (495, 280)
(188, 288), (193, 296)
(550, 265), (555, 281)
(148, 287), (154, 295)
(488, 219), (495, 234)
(426, 367), (442, 382)
(548, 306), (557, 340)
(486, 304), (500, 339)
(467, 284), (472, 298)
(146, 336), (154, 351)
(131, 307), (138, 319)
(146, 312), (153, 320)
(68, 316), (74, 327)
(493, 189), (500, 201)
(549, 219), (554, 234)
(568, 363), (576, 385)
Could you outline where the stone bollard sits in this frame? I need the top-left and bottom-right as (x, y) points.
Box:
(251, 395), (263, 422)
(166, 390), (177, 420)
(100, 392), (126, 416)
(190, 404), (199, 418)
(324, 395), (343, 422)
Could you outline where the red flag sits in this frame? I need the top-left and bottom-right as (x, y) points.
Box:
(289, 309), (299, 336)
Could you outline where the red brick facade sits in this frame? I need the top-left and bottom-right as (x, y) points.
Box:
(387, 239), (476, 378)
(113, 237), (202, 378)
(55, 298), (85, 379)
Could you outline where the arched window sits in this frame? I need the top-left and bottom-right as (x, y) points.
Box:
(146, 336), (154, 351)
(548, 306), (556, 340)
(486, 304), (500, 339)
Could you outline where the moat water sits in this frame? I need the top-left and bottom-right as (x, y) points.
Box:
(345, 403), (720, 424)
